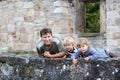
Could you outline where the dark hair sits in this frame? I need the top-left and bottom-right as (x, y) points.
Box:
(40, 28), (52, 37)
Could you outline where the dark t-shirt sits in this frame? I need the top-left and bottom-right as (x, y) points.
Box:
(36, 36), (65, 57)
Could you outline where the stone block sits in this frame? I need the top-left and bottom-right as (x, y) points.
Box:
(7, 24), (15, 32)
(107, 11), (119, 18)
(106, 26), (120, 33)
(53, 7), (69, 14)
(13, 17), (24, 22)
(14, 43), (31, 51)
(106, 18), (114, 26)
(115, 18), (120, 25)
(54, 0), (69, 7)
(0, 33), (8, 42)
(106, 40), (118, 46)
(23, 2), (34, 8)
(118, 40), (120, 46)
(106, 33), (114, 39)
(114, 33), (120, 39)
(106, 0), (120, 3)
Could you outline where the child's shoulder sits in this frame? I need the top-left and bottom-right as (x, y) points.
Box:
(73, 47), (80, 53)
(88, 46), (96, 52)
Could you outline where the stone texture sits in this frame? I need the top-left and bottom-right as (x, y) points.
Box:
(0, 54), (119, 80)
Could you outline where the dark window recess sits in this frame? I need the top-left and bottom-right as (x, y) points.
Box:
(85, 2), (100, 33)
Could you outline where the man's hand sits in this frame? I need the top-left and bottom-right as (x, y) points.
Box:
(43, 51), (66, 58)
(43, 51), (52, 58)
(84, 57), (90, 62)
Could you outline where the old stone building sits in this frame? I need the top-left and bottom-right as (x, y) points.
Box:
(0, 0), (120, 56)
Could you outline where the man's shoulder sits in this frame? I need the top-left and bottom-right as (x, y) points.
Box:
(52, 35), (61, 44)
(36, 40), (44, 49)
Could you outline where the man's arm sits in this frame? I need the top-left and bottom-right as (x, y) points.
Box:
(50, 36), (66, 58)
(43, 51), (66, 58)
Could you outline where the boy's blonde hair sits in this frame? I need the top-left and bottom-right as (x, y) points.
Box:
(63, 36), (75, 46)
(77, 37), (89, 47)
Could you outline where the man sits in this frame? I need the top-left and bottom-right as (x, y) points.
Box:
(36, 28), (66, 58)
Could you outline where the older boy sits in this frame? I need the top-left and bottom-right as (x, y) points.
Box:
(36, 28), (66, 58)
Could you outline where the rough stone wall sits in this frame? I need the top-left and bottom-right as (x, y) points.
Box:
(0, 0), (120, 56)
(0, 0), (74, 52)
(0, 54), (120, 80)
(105, 0), (120, 55)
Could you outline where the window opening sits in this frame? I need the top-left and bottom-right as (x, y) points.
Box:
(85, 2), (100, 33)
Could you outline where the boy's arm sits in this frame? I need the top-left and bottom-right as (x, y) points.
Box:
(84, 47), (98, 61)
(84, 57), (90, 62)
(88, 51), (99, 61)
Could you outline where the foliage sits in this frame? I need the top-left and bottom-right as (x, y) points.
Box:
(85, 2), (100, 33)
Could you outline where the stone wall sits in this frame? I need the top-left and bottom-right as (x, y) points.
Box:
(0, 54), (120, 80)
(0, 0), (120, 56)
(105, 0), (120, 56)
(0, 0), (74, 52)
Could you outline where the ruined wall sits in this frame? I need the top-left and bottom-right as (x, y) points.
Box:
(105, 0), (120, 56)
(0, 0), (120, 56)
(0, 0), (74, 52)
(0, 54), (120, 80)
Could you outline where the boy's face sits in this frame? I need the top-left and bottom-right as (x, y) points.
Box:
(41, 33), (52, 45)
(64, 44), (73, 52)
(77, 44), (88, 53)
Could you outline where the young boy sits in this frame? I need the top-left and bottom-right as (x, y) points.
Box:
(63, 36), (80, 59)
(76, 37), (110, 62)
(36, 28), (66, 58)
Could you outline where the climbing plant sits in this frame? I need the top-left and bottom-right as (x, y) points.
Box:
(85, 2), (100, 33)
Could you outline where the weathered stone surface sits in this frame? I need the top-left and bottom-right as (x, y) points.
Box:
(0, 54), (120, 80)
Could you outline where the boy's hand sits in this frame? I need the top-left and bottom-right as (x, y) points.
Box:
(44, 51), (52, 58)
(84, 57), (90, 62)
(72, 58), (77, 65)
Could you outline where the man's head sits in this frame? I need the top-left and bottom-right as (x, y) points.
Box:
(63, 36), (75, 51)
(77, 37), (89, 53)
(40, 28), (52, 45)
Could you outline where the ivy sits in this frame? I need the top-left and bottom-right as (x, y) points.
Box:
(85, 2), (100, 33)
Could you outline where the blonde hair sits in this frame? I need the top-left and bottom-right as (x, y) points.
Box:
(77, 37), (89, 47)
(63, 36), (75, 46)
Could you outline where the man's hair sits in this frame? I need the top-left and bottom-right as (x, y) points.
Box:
(40, 28), (52, 37)
(63, 36), (75, 46)
(77, 37), (89, 47)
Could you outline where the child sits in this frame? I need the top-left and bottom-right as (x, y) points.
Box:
(76, 37), (110, 62)
(63, 36), (80, 59)
(36, 28), (66, 58)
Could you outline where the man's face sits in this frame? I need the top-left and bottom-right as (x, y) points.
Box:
(41, 33), (52, 45)
(78, 44), (88, 53)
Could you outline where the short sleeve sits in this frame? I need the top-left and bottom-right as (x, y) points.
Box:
(36, 40), (44, 56)
(52, 36), (66, 52)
